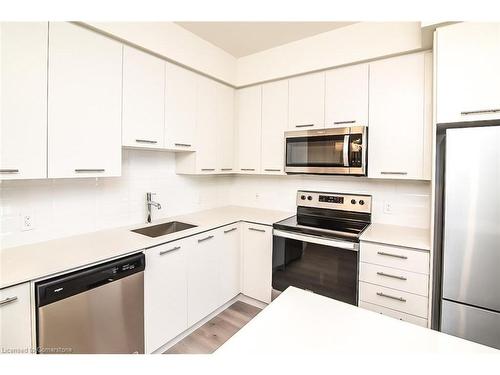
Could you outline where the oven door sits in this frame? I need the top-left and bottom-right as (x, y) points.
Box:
(284, 127), (366, 175)
(272, 229), (359, 305)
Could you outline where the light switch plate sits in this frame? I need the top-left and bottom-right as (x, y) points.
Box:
(383, 201), (393, 214)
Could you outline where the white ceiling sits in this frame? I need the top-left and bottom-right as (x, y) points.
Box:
(175, 22), (356, 58)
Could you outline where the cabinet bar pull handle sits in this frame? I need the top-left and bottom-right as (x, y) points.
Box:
(174, 143), (192, 147)
(0, 296), (18, 307)
(376, 292), (406, 302)
(198, 235), (214, 243)
(377, 251), (408, 260)
(75, 169), (105, 173)
(0, 169), (19, 174)
(159, 246), (181, 255)
(135, 139), (158, 144)
(249, 227), (265, 233)
(201, 168), (215, 171)
(221, 168), (233, 171)
(380, 171), (408, 175)
(333, 120), (356, 125)
(241, 168), (255, 171)
(264, 168), (281, 172)
(295, 124), (314, 128)
(461, 109), (500, 115)
(224, 227), (238, 234)
(376, 272), (407, 281)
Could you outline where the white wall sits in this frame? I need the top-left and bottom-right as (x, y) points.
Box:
(236, 22), (423, 86)
(0, 149), (231, 248)
(84, 22), (237, 85)
(227, 175), (430, 229)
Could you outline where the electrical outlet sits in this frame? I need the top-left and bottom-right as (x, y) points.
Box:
(383, 201), (393, 214)
(255, 193), (260, 200)
(21, 214), (35, 231)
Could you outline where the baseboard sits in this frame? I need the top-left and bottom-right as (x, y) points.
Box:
(152, 293), (268, 354)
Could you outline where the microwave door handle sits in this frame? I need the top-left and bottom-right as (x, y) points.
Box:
(343, 135), (350, 167)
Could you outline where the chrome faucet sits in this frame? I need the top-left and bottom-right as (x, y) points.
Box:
(146, 192), (162, 223)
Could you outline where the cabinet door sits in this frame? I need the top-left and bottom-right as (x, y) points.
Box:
(145, 240), (189, 353)
(0, 22), (47, 180)
(0, 283), (32, 352)
(218, 224), (241, 304)
(261, 80), (288, 175)
(216, 83), (235, 173)
(165, 62), (197, 151)
(187, 230), (220, 326)
(288, 72), (325, 130)
(48, 22), (122, 178)
(122, 46), (165, 149)
(437, 23), (500, 124)
(195, 76), (218, 173)
(242, 223), (272, 303)
(368, 53), (428, 180)
(235, 86), (262, 174)
(325, 64), (369, 128)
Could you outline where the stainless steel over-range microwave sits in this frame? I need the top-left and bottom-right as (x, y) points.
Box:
(284, 126), (367, 176)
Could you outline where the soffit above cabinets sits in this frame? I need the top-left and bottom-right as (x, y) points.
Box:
(174, 22), (357, 58)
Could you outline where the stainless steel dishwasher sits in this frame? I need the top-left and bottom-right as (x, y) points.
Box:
(35, 253), (145, 354)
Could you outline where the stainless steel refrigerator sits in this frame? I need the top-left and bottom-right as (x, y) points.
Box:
(436, 124), (500, 349)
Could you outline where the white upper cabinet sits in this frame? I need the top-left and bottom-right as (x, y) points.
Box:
(165, 62), (197, 151)
(436, 22), (500, 124)
(325, 64), (369, 128)
(0, 22), (47, 180)
(288, 72), (325, 130)
(216, 83), (235, 173)
(261, 80), (288, 174)
(122, 46), (165, 149)
(48, 22), (123, 178)
(235, 86), (262, 173)
(368, 52), (432, 180)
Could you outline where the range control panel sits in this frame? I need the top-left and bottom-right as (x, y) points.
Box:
(296, 190), (372, 213)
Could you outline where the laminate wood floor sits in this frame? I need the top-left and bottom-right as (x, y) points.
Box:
(164, 301), (261, 354)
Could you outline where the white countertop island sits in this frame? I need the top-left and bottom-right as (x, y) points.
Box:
(217, 287), (498, 354)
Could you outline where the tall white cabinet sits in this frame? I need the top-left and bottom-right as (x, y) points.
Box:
(235, 86), (262, 173)
(216, 83), (235, 173)
(261, 80), (288, 175)
(47, 22), (123, 178)
(436, 22), (500, 124)
(368, 52), (432, 180)
(0, 22), (48, 180)
(122, 46), (165, 149)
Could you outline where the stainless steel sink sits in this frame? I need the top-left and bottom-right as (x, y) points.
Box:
(131, 221), (197, 238)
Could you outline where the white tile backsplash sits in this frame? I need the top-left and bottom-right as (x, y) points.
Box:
(0, 150), (430, 249)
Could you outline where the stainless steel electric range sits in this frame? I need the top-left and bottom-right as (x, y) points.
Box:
(272, 190), (372, 305)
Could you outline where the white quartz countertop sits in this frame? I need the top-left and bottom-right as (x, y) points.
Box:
(360, 223), (431, 251)
(217, 287), (498, 354)
(0, 206), (293, 289)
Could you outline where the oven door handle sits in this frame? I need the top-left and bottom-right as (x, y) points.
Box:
(273, 229), (359, 251)
(343, 134), (350, 167)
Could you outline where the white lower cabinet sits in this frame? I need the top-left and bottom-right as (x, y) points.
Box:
(0, 283), (32, 352)
(242, 223), (273, 303)
(218, 224), (241, 305)
(187, 229), (221, 326)
(144, 240), (189, 353)
(359, 301), (428, 327)
(359, 240), (430, 327)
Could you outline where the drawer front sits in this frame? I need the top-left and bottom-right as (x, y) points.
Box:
(359, 301), (428, 327)
(359, 281), (428, 318)
(360, 241), (429, 274)
(359, 262), (429, 296)
(0, 283), (32, 352)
